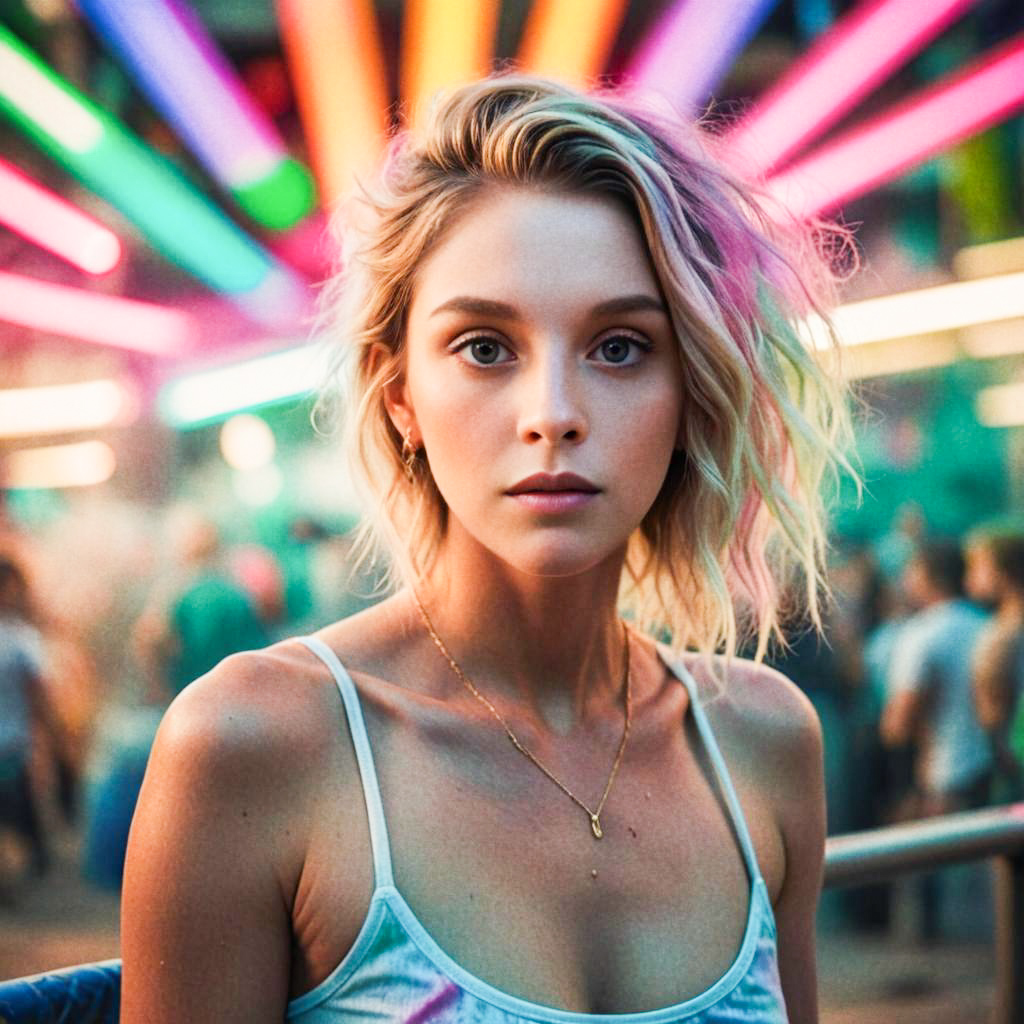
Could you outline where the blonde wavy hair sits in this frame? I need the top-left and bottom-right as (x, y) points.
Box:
(317, 73), (858, 664)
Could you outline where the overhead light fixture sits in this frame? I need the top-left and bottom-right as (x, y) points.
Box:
(0, 157), (122, 274)
(627, 0), (778, 112)
(977, 383), (1024, 428)
(953, 235), (1024, 280)
(219, 414), (276, 470)
(275, 0), (389, 209)
(4, 440), (116, 490)
(0, 26), (307, 327)
(0, 271), (197, 356)
(802, 270), (1024, 350)
(159, 343), (327, 427)
(77, 0), (314, 230)
(724, 0), (979, 178)
(764, 32), (1024, 219)
(400, 0), (499, 120)
(517, 0), (628, 86)
(0, 378), (135, 438)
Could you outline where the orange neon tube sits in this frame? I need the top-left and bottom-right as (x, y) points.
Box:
(276, 0), (389, 208)
(401, 0), (500, 120)
(517, 0), (628, 86)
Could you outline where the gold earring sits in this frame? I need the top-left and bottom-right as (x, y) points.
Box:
(401, 427), (418, 481)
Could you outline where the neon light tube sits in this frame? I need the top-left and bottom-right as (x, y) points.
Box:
(765, 34), (1024, 219)
(977, 383), (1024, 428)
(276, 0), (390, 208)
(0, 271), (197, 357)
(626, 0), (778, 111)
(0, 26), (306, 325)
(5, 440), (116, 490)
(76, 0), (314, 230)
(800, 270), (1024, 350)
(0, 157), (121, 274)
(517, 0), (628, 86)
(159, 342), (326, 427)
(0, 379), (133, 438)
(724, 0), (980, 178)
(401, 0), (500, 120)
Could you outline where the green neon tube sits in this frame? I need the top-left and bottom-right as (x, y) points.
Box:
(0, 25), (303, 301)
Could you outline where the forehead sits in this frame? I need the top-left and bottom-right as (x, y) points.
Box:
(408, 186), (661, 319)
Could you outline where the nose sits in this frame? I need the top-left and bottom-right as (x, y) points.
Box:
(516, 349), (589, 447)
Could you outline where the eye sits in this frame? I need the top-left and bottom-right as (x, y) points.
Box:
(591, 334), (650, 365)
(454, 334), (514, 366)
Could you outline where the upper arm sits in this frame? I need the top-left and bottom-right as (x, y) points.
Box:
(881, 625), (931, 746)
(972, 625), (1015, 731)
(722, 662), (824, 1024)
(120, 652), (311, 1023)
(764, 676), (825, 1024)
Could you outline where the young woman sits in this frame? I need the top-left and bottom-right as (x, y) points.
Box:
(121, 75), (853, 1023)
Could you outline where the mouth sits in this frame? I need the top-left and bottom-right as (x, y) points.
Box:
(506, 472), (601, 495)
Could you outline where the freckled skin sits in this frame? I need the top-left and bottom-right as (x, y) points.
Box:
(394, 186), (684, 583)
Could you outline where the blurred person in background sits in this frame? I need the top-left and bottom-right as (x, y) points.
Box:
(880, 539), (992, 941)
(861, 565), (916, 827)
(873, 501), (926, 586)
(228, 543), (288, 636)
(965, 521), (1024, 800)
(133, 509), (269, 702)
(837, 547), (911, 931)
(0, 553), (68, 882)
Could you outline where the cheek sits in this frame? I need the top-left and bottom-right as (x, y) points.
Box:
(608, 378), (682, 475)
(411, 376), (507, 492)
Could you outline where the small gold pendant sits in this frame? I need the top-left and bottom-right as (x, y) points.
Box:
(590, 814), (603, 839)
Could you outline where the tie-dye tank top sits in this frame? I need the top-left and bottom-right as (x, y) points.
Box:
(286, 637), (789, 1023)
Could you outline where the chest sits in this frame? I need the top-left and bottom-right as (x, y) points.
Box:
(288, 693), (783, 1013)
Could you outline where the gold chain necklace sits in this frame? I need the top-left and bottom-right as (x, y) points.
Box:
(412, 591), (632, 840)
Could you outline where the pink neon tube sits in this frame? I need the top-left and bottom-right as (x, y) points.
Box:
(0, 271), (197, 357)
(626, 0), (778, 111)
(764, 34), (1024, 220)
(724, 0), (981, 179)
(0, 158), (121, 274)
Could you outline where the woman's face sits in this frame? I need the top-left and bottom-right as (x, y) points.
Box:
(390, 185), (684, 579)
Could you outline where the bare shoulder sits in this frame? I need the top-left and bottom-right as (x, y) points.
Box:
(152, 639), (342, 794)
(682, 653), (823, 771)
(678, 651), (825, 852)
(121, 640), (353, 1022)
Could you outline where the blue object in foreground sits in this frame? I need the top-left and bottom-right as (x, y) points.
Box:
(0, 959), (121, 1023)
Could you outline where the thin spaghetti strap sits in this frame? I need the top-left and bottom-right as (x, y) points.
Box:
(658, 645), (764, 886)
(297, 635), (395, 890)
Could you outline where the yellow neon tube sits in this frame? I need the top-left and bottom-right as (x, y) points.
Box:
(517, 0), (628, 86)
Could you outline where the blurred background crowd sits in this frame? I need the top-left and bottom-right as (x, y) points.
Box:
(3, 0), (1024, 1005)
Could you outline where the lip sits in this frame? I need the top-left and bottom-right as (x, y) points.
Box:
(506, 472), (600, 495)
(508, 491), (598, 513)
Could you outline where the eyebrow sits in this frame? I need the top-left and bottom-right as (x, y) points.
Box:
(428, 294), (668, 319)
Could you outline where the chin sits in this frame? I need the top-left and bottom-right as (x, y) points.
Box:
(493, 532), (626, 580)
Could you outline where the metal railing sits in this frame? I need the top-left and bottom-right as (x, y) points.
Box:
(823, 802), (1024, 1024)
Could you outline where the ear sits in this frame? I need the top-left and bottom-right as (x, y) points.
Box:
(370, 342), (419, 444)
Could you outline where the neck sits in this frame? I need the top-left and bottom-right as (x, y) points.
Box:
(410, 536), (630, 734)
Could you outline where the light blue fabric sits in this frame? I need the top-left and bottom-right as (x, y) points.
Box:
(887, 598), (992, 794)
(288, 637), (788, 1023)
